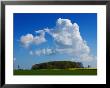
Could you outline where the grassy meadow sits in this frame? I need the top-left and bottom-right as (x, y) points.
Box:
(14, 68), (97, 75)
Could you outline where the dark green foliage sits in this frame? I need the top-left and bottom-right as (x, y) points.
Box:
(31, 61), (84, 70)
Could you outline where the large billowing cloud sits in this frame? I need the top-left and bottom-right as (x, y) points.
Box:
(45, 18), (90, 54)
(20, 18), (95, 62)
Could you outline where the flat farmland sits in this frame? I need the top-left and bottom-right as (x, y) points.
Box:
(14, 68), (97, 75)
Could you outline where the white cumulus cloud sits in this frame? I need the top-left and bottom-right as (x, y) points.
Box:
(45, 18), (90, 54)
(20, 34), (34, 47)
(20, 30), (46, 47)
(35, 48), (55, 56)
(20, 18), (96, 62)
(79, 54), (94, 62)
(56, 18), (73, 30)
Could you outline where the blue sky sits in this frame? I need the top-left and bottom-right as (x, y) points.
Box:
(13, 13), (97, 69)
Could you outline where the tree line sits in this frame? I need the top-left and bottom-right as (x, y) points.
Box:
(31, 61), (84, 70)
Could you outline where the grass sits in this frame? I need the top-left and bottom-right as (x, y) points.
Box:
(14, 68), (97, 75)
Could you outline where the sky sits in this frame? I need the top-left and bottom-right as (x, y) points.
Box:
(13, 13), (97, 69)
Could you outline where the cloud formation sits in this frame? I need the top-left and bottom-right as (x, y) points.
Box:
(45, 18), (90, 54)
(34, 30), (46, 45)
(20, 34), (34, 47)
(20, 30), (46, 47)
(34, 48), (55, 56)
(20, 18), (95, 62)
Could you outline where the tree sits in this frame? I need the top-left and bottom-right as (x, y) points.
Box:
(88, 65), (90, 68)
(18, 65), (20, 69)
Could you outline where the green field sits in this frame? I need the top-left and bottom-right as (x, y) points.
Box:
(14, 68), (97, 75)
